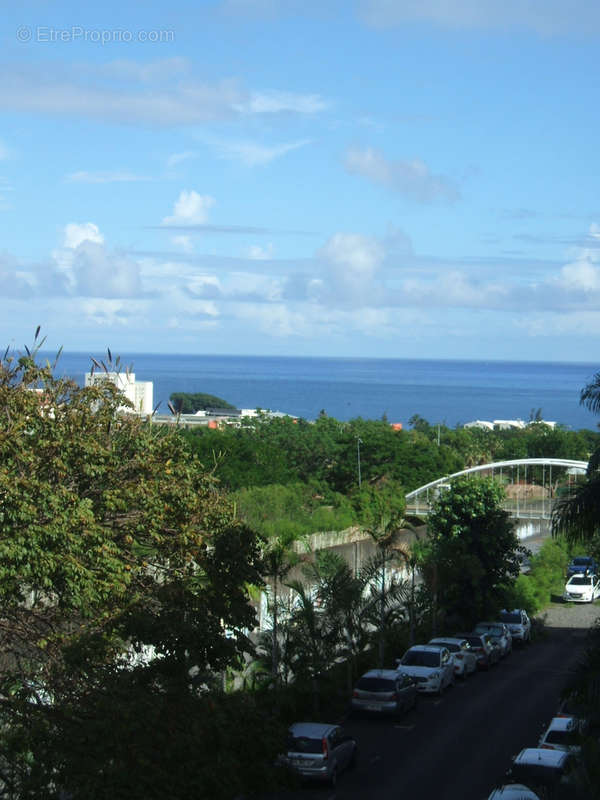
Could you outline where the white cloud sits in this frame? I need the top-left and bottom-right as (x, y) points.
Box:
(162, 190), (215, 226)
(65, 170), (152, 184)
(1, 65), (326, 127)
(589, 223), (600, 239)
(63, 223), (104, 249)
(209, 137), (312, 166)
(360, 0), (600, 35)
(56, 223), (142, 298)
(318, 233), (385, 303)
(558, 251), (600, 292)
(246, 244), (274, 260)
(172, 235), (194, 253)
(345, 146), (460, 203)
(234, 90), (328, 114)
(166, 151), (198, 168)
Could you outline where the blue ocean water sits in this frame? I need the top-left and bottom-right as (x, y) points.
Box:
(42, 352), (600, 431)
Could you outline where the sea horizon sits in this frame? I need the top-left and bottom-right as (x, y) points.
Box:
(31, 351), (600, 432)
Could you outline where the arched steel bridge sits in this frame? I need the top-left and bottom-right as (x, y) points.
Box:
(405, 458), (588, 520)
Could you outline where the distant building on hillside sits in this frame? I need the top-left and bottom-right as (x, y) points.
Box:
(84, 371), (154, 415)
(463, 418), (556, 431)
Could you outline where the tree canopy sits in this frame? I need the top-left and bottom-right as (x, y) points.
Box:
(0, 342), (269, 798)
(169, 391), (236, 413)
(422, 476), (521, 628)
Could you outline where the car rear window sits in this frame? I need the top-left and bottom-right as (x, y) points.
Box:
(573, 558), (591, 566)
(570, 576), (593, 585)
(500, 612), (521, 623)
(434, 642), (459, 652)
(510, 763), (562, 787)
(402, 650), (440, 667)
(287, 736), (322, 754)
(544, 730), (575, 746)
(355, 677), (395, 692)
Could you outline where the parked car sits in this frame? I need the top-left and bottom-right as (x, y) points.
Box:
(506, 748), (588, 797)
(455, 632), (500, 670)
(284, 722), (357, 787)
(539, 716), (582, 754)
(351, 669), (417, 717)
(428, 637), (478, 678)
(473, 622), (512, 657)
(567, 555), (599, 577)
(563, 573), (600, 603)
(487, 785), (541, 800)
(556, 695), (594, 732)
(500, 609), (531, 644)
(396, 645), (455, 694)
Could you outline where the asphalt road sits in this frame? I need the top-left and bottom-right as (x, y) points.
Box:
(274, 606), (597, 800)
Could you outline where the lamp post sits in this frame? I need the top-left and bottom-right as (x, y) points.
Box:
(357, 436), (362, 488)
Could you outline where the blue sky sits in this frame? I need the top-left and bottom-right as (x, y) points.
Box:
(2, 0), (600, 360)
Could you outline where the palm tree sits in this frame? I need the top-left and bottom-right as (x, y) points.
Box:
(259, 533), (298, 685)
(553, 372), (600, 542)
(363, 511), (423, 667)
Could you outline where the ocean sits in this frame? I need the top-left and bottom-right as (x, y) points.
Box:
(39, 352), (600, 431)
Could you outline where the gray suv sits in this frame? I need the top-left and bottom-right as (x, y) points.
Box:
(285, 722), (357, 787)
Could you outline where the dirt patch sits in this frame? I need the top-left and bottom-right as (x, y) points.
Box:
(538, 600), (600, 630)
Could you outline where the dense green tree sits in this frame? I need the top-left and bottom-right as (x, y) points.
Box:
(169, 391), (236, 412)
(0, 340), (267, 798)
(422, 476), (521, 629)
(553, 372), (600, 542)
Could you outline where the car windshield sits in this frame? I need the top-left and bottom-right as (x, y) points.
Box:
(402, 650), (440, 667)
(355, 677), (395, 692)
(570, 576), (593, 586)
(500, 612), (521, 624)
(287, 736), (323, 754)
(573, 558), (591, 566)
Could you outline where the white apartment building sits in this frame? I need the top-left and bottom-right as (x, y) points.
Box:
(84, 371), (154, 415)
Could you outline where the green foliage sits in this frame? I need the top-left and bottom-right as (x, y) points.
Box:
(8, 678), (289, 800)
(169, 391), (236, 413)
(423, 476), (521, 628)
(515, 536), (570, 612)
(233, 482), (355, 539)
(0, 340), (264, 799)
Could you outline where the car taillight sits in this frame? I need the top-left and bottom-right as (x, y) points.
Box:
(352, 690), (359, 698)
(322, 738), (329, 760)
(541, 744), (554, 750)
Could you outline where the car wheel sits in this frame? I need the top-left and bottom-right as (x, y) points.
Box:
(330, 768), (337, 788)
(349, 747), (358, 770)
(437, 680), (444, 696)
(412, 691), (418, 710)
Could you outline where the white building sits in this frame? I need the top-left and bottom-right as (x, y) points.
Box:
(84, 371), (154, 415)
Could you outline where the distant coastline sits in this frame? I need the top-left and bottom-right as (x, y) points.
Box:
(42, 352), (599, 431)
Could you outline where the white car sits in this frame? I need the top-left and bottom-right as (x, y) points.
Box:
(538, 716), (582, 753)
(397, 645), (455, 694)
(487, 786), (541, 800)
(428, 637), (478, 678)
(473, 622), (512, 657)
(499, 609), (531, 644)
(563, 573), (600, 603)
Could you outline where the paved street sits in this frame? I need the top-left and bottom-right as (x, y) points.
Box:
(273, 604), (598, 800)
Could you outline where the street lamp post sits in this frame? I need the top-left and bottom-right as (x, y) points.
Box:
(357, 436), (362, 488)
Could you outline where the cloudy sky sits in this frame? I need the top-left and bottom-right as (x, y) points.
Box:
(2, 0), (600, 360)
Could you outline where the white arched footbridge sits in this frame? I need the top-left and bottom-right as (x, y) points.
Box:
(405, 458), (588, 520)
